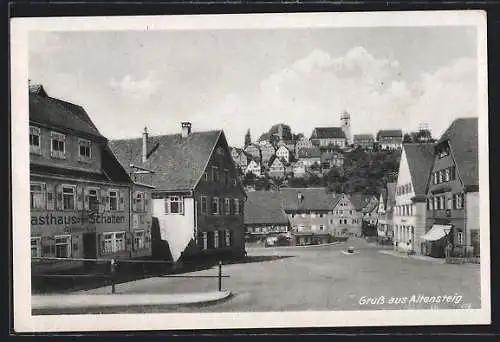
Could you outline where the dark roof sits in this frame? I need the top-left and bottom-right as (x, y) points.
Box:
(311, 127), (346, 139)
(354, 134), (374, 141)
(29, 87), (105, 140)
(403, 143), (435, 195)
(244, 191), (289, 225)
(298, 147), (321, 158)
(258, 132), (271, 142)
(386, 182), (397, 207)
(109, 130), (223, 191)
(349, 193), (376, 211)
(280, 188), (341, 211)
(378, 129), (403, 138)
(438, 117), (478, 187)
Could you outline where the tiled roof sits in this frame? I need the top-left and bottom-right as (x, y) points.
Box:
(298, 147), (322, 158)
(109, 130), (223, 191)
(29, 87), (105, 140)
(30, 164), (110, 182)
(403, 143), (435, 195)
(354, 134), (374, 141)
(438, 117), (478, 188)
(280, 187), (341, 211)
(378, 129), (403, 138)
(244, 191), (289, 225)
(258, 132), (271, 142)
(311, 127), (346, 139)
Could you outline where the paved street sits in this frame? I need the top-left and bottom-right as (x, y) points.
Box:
(74, 237), (481, 313)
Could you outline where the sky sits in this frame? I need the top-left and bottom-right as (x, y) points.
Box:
(29, 26), (478, 147)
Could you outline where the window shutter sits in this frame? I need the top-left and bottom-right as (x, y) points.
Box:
(119, 190), (125, 211)
(56, 184), (63, 210)
(46, 184), (55, 211)
(76, 186), (84, 211)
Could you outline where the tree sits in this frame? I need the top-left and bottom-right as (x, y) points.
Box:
(244, 129), (252, 148)
(269, 134), (280, 148)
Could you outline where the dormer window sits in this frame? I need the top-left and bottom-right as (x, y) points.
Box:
(78, 138), (91, 162)
(50, 131), (66, 159)
(29, 126), (41, 154)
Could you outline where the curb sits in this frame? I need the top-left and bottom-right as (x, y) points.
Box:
(378, 250), (446, 264)
(31, 290), (233, 312)
(248, 241), (345, 250)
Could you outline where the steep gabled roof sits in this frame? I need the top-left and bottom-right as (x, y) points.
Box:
(244, 191), (289, 225)
(311, 127), (346, 139)
(403, 143), (435, 195)
(438, 117), (478, 188)
(109, 130), (223, 191)
(29, 87), (105, 140)
(378, 129), (403, 138)
(280, 187), (341, 211)
(354, 134), (374, 141)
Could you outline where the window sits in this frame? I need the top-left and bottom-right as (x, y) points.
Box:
(78, 139), (91, 161)
(349, 210), (353, 215)
(457, 232), (464, 245)
(212, 197), (220, 215)
(339, 210), (343, 215)
(439, 196), (445, 210)
(109, 190), (118, 211)
(50, 131), (66, 159)
(212, 166), (220, 182)
(447, 196), (452, 210)
(103, 232), (126, 253)
(214, 231), (219, 248)
(30, 183), (45, 209)
(438, 170), (443, 183)
(31, 237), (41, 258)
(225, 230), (232, 247)
(55, 235), (71, 258)
(352, 219), (356, 224)
(434, 197), (439, 210)
(319, 225), (324, 231)
(201, 196), (208, 214)
(233, 178), (237, 187)
(224, 169), (229, 186)
(344, 219), (348, 224)
(88, 188), (99, 211)
(62, 186), (76, 210)
(444, 169), (450, 182)
(454, 193), (464, 209)
(165, 196), (183, 214)
(135, 192), (145, 212)
(433, 172), (438, 185)
(29, 126), (41, 154)
(234, 199), (240, 215)
(450, 166), (456, 180)
(298, 224), (305, 232)
(134, 230), (145, 250)
(224, 198), (231, 216)
(204, 172), (208, 182)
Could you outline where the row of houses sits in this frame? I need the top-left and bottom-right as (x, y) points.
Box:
(244, 188), (379, 245)
(29, 84), (247, 272)
(376, 117), (479, 258)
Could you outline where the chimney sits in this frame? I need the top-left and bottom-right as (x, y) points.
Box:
(181, 122), (192, 138)
(142, 126), (148, 164)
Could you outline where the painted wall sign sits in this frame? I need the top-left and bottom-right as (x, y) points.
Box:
(31, 213), (126, 226)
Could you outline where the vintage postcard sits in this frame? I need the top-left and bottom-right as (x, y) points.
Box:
(11, 11), (490, 332)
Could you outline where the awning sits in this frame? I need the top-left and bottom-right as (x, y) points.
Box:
(421, 224), (451, 241)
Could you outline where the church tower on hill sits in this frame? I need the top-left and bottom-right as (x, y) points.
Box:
(340, 110), (352, 146)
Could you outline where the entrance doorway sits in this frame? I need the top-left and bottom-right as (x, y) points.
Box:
(83, 233), (97, 268)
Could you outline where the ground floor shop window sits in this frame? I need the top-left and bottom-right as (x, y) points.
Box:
(55, 235), (71, 258)
(102, 232), (126, 254)
(31, 237), (41, 258)
(134, 230), (145, 250)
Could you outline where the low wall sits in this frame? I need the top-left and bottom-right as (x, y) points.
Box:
(446, 257), (480, 264)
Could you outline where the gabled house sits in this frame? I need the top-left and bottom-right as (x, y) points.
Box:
(377, 182), (397, 242)
(350, 194), (379, 226)
(297, 147), (321, 167)
(393, 143), (435, 254)
(331, 194), (363, 236)
(310, 127), (347, 149)
(276, 145), (291, 163)
(377, 129), (403, 150)
(423, 118), (479, 258)
(294, 137), (314, 154)
(320, 151), (344, 172)
(353, 134), (375, 150)
(260, 143), (276, 163)
(231, 148), (251, 171)
(268, 155), (286, 178)
(245, 159), (262, 178)
(29, 84), (155, 273)
(244, 143), (261, 160)
(244, 191), (290, 242)
(292, 160), (306, 178)
(109, 122), (247, 262)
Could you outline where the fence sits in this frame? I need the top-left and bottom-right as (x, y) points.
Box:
(31, 257), (229, 294)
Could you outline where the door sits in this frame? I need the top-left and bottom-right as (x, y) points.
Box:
(83, 233), (97, 267)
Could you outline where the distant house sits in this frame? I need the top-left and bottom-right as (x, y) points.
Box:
(377, 182), (397, 242)
(424, 118), (479, 258)
(294, 137), (314, 154)
(310, 127), (347, 149)
(292, 160), (306, 178)
(268, 156), (286, 178)
(353, 134), (375, 150)
(320, 151), (344, 172)
(350, 194), (379, 226)
(260, 144), (276, 163)
(276, 145), (291, 163)
(393, 143), (435, 255)
(280, 188), (339, 245)
(244, 191), (290, 242)
(244, 143), (261, 159)
(109, 122), (247, 262)
(231, 147), (251, 171)
(377, 130), (403, 150)
(245, 159), (262, 178)
(297, 147), (321, 167)
(331, 194), (363, 237)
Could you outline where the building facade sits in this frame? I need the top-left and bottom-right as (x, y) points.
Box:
(110, 123), (247, 262)
(377, 182), (397, 242)
(294, 137), (314, 154)
(29, 85), (154, 273)
(244, 143), (261, 160)
(297, 147), (321, 167)
(331, 194), (363, 237)
(393, 143), (435, 254)
(268, 156), (286, 178)
(353, 134), (375, 150)
(260, 144), (276, 163)
(310, 127), (347, 148)
(245, 159), (262, 178)
(276, 145), (291, 163)
(423, 118), (479, 258)
(377, 130), (403, 150)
